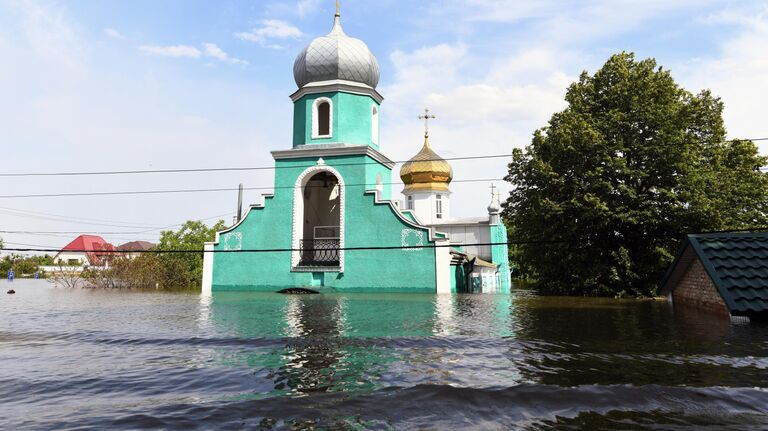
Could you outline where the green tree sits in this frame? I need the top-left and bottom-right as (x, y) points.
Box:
(503, 52), (768, 297)
(85, 219), (226, 290)
(1, 254), (54, 277)
(155, 219), (226, 288)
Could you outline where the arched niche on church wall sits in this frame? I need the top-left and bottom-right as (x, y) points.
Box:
(292, 164), (345, 271)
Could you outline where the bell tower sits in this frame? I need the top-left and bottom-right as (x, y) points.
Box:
(290, 6), (383, 149)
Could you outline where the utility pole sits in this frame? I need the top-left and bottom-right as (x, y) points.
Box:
(236, 183), (243, 223)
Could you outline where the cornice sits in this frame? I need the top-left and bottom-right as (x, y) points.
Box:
(272, 144), (395, 169)
(290, 80), (384, 104)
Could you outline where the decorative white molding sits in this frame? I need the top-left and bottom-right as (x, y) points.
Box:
(292, 165), (346, 272)
(222, 232), (242, 251)
(311, 97), (333, 139)
(401, 228), (424, 251)
(272, 145), (396, 169)
(290, 79), (384, 104)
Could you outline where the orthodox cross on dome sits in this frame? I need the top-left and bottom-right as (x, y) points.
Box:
(418, 108), (436, 138)
(489, 183), (497, 196)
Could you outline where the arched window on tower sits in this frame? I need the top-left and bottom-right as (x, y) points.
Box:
(318, 102), (330, 135)
(371, 105), (379, 145)
(313, 97), (332, 139)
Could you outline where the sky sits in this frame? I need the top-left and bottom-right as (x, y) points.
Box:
(1, 0), (768, 252)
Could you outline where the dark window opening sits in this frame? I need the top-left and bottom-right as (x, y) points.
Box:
(318, 102), (330, 136)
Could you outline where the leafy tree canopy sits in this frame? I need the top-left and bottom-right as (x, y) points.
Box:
(1, 254), (54, 277)
(155, 219), (226, 288)
(503, 52), (768, 296)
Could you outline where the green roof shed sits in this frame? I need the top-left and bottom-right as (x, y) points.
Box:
(660, 233), (768, 319)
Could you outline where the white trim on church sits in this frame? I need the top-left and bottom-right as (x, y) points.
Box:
(291, 161), (346, 272)
(311, 97), (333, 139)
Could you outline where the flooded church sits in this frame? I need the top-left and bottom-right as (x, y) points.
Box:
(202, 7), (511, 294)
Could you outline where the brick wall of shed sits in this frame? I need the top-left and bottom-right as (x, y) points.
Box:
(672, 258), (730, 317)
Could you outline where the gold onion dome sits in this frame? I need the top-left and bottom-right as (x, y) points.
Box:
(400, 134), (453, 193)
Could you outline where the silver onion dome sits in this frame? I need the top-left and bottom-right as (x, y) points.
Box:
(293, 14), (380, 89)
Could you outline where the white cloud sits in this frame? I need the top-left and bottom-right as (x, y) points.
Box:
(203, 43), (248, 65)
(380, 41), (576, 217)
(297, 0), (322, 18)
(138, 43), (247, 65)
(235, 19), (303, 49)
(139, 44), (201, 58)
(104, 28), (125, 40)
(449, 0), (559, 22)
(0, 2), (284, 249)
(681, 9), (768, 151)
(12, 0), (85, 75)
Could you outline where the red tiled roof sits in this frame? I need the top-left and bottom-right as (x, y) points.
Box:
(59, 235), (116, 266)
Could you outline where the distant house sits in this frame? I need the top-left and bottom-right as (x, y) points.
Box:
(117, 241), (155, 259)
(660, 233), (768, 320)
(54, 235), (116, 267)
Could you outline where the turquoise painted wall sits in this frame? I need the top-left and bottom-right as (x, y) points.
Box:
(292, 92), (381, 149)
(210, 154), (436, 292)
(450, 264), (464, 293)
(364, 159), (392, 201)
(490, 222), (512, 293)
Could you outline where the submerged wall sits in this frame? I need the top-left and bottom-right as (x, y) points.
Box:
(672, 258), (730, 317)
(208, 154), (438, 292)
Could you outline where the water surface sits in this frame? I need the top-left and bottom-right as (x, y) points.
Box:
(1, 280), (767, 430)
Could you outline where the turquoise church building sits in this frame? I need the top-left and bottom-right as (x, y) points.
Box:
(202, 9), (511, 294)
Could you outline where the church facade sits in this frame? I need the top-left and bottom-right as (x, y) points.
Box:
(202, 10), (511, 294)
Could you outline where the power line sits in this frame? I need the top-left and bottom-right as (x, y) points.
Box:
(0, 178), (503, 199)
(0, 232), (154, 242)
(0, 231), (156, 235)
(2, 137), (766, 178)
(0, 241), (572, 253)
(0, 154), (512, 177)
(0, 212), (234, 241)
(5, 226), (768, 254)
(0, 203), (232, 232)
(0, 206), (165, 229)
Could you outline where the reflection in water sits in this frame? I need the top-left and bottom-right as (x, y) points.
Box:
(204, 293), (529, 395)
(277, 296), (346, 394)
(3, 281), (768, 430)
(433, 294), (455, 336)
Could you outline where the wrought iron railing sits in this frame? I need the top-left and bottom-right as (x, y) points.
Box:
(299, 239), (340, 267)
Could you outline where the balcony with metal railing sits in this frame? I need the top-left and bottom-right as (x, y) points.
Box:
(296, 225), (341, 269)
(298, 239), (340, 267)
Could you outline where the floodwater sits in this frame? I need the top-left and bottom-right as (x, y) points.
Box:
(1, 280), (767, 430)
